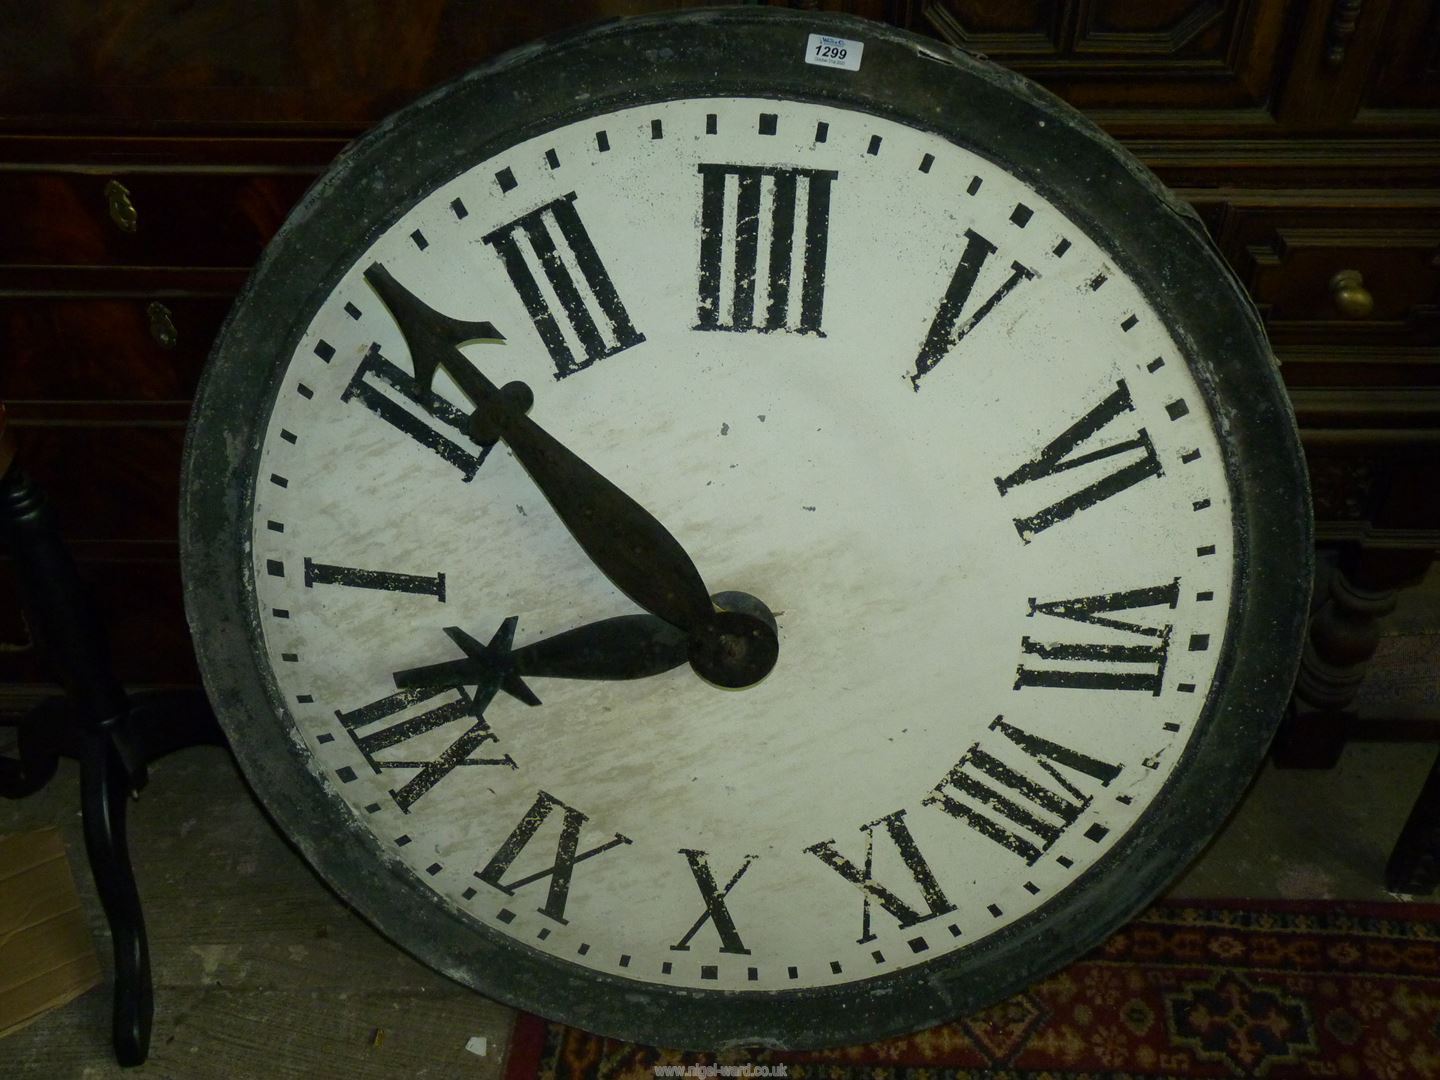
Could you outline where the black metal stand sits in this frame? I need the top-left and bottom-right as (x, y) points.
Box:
(0, 428), (224, 1067)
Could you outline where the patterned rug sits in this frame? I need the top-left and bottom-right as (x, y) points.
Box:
(503, 900), (1440, 1080)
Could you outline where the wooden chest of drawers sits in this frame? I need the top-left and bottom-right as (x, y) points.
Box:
(2, 0), (1436, 694)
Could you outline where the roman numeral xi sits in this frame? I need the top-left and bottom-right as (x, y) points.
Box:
(476, 790), (632, 924)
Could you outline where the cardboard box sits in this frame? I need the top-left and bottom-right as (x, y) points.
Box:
(0, 827), (102, 1038)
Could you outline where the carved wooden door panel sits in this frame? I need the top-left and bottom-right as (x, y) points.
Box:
(904, 0), (1295, 128)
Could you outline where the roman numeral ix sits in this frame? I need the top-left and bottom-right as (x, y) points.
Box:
(343, 347), (491, 480)
(923, 716), (1122, 865)
(1016, 579), (1180, 695)
(483, 192), (645, 379)
(806, 809), (955, 944)
(476, 790), (632, 924)
(911, 228), (1035, 389)
(335, 684), (516, 813)
(995, 379), (1163, 541)
(696, 163), (838, 335)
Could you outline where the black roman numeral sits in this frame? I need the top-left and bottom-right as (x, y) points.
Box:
(1016, 579), (1180, 695)
(994, 379), (1163, 541)
(923, 716), (1122, 865)
(304, 557), (445, 601)
(911, 229), (1035, 389)
(482, 192), (645, 379)
(335, 684), (516, 813)
(806, 809), (955, 944)
(671, 850), (756, 956)
(696, 164), (838, 335)
(475, 791), (632, 924)
(342, 347), (490, 481)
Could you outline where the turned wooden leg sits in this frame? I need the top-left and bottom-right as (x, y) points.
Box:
(1272, 546), (1433, 768)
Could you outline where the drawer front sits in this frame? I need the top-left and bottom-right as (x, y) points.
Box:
(1190, 193), (1440, 349)
(0, 169), (317, 268)
(6, 417), (185, 543)
(0, 551), (197, 687)
(1, 294), (233, 400)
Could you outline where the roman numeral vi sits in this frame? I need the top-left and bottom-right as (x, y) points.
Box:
(995, 379), (1163, 540)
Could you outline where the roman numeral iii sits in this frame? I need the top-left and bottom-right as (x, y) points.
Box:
(696, 163), (838, 335)
(483, 192), (645, 379)
(995, 379), (1163, 540)
(1015, 579), (1180, 695)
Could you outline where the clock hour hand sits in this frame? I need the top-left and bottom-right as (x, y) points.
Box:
(364, 263), (778, 689)
(391, 614), (691, 705)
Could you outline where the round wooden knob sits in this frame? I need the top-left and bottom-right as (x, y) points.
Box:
(1329, 269), (1374, 319)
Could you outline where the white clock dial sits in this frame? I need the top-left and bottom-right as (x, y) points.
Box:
(246, 96), (1231, 992)
(183, 10), (1309, 1049)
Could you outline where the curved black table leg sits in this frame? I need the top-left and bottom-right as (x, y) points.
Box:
(80, 729), (153, 1068)
(1, 410), (225, 1067)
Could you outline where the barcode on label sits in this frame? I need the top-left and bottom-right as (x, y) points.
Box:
(805, 33), (863, 72)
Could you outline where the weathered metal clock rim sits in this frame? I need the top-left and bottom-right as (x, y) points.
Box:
(180, 7), (1312, 1052)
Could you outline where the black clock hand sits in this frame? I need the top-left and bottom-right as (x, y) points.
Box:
(364, 264), (778, 688)
(365, 262), (714, 635)
(392, 614), (690, 704)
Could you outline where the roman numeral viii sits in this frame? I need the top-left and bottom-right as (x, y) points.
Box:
(995, 379), (1163, 541)
(696, 164), (837, 335)
(923, 716), (1122, 865)
(911, 228), (1034, 389)
(476, 791), (632, 924)
(806, 809), (955, 944)
(1016, 579), (1180, 695)
(343, 348), (490, 481)
(335, 684), (515, 813)
(483, 192), (645, 379)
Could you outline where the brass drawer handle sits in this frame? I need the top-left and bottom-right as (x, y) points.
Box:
(1329, 269), (1373, 319)
(147, 302), (177, 349)
(104, 179), (138, 234)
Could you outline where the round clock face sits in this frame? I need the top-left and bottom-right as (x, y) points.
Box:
(183, 11), (1310, 1049)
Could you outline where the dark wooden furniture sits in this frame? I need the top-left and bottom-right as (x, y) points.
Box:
(2, 0), (1437, 726)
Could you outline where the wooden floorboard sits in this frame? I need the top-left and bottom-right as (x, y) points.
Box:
(0, 746), (515, 1078)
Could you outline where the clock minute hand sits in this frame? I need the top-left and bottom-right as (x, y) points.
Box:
(364, 261), (715, 636)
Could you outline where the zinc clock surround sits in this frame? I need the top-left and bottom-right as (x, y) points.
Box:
(181, 10), (1310, 1049)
